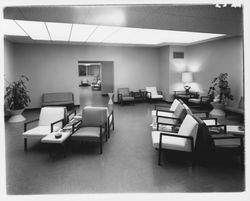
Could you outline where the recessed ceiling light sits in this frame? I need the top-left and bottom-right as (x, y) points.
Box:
(70, 24), (97, 42)
(46, 22), (72, 41)
(15, 20), (50, 40)
(3, 19), (27, 36)
(86, 25), (120, 43)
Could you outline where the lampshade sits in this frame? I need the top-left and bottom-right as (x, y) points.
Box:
(182, 72), (193, 83)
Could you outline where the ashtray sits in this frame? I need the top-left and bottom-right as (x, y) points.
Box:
(55, 132), (62, 139)
(238, 126), (245, 131)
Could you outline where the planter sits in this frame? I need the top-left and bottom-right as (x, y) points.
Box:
(209, 102), (225, 117)
(8, 109), (26, 123)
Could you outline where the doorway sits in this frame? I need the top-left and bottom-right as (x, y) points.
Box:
(78, 61), (114, 107)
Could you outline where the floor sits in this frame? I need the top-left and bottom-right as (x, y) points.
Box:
(4, 92), (245, 195)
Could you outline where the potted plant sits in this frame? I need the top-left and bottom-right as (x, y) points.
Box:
(208, 73), (233, 105)
(208, 73), (233, 117)
(5, 75), (31, 123)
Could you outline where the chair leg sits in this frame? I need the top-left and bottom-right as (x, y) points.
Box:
(24, 138), (27, 151)
(158, 146), (162, 166)
(100, 135), (103, 154)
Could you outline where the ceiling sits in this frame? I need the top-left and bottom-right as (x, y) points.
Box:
(3, 4), (243, 46)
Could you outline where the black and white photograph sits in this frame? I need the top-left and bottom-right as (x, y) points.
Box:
(0, 0), (249, 200)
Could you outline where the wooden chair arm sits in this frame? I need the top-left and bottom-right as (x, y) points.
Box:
(24, 118), (39, 132)
(50, 118), (65, 132)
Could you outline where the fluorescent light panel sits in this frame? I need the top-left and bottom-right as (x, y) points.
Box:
(46, 22), (72, 41)
(3, 19), (27, 36)
(86, 26), (120, 43)
(15, 20), (50, 40)
(104, 27), (224, 45)
(7, 19), (225, 45)
(70, 24), (97, 42)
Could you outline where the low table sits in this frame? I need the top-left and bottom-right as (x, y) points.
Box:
(41, 131), (71, 157)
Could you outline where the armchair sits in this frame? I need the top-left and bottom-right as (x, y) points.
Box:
(70, 106), (108, 154)
(145, 86), (163, 103)
(152, 114), (199, 165)
(22, 107), (67, 151)
(117, 88), (134, 104)
(188, 94), (211, 109)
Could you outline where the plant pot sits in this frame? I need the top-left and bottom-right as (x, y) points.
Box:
(8, 109), (26, 123)
(209, 102), (225, 117)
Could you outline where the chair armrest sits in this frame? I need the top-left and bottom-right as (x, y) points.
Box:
(24, 118), (39, 132)
(67, 110), (76, 122)
(72, 119), (82, 134)
(156, 109), (174, 116)
(50, 118), (65, 132)
(159, 133), (194, 152)
(157, 115), (181, 121)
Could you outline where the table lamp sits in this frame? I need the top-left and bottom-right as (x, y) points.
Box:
(182, 71), (193, 93)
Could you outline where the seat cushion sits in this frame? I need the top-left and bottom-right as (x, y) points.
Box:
(151, 94), (163, 99)
(122, 96), (134, 101)
(213, 138), (241, 147)
(71, 127), (104, 139)
(22, 126), (60, 138)
(118, 88), (130, 97)
(152, 131), (193, 152)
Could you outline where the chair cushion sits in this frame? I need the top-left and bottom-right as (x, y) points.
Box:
(122, 96), (134, 101)
(173, 103), (187, 120)
(146, 87), (158, 96)
(152, 131), (193, 152)
(213, 138), (241, 147)
(82, 107), (107, 127)
(169, 99), (180, 111)
(71, 127), (104, 139)
(38, 107), (66, 128)
(22, 126), (60, 138)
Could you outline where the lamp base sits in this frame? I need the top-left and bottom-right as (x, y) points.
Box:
(184, 85), (191, 94)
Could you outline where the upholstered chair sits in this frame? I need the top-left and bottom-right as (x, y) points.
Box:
(151, 114), (199, 165)
(145, 86), (163, 102)
(117, 88), (134, 104)
(70, 107), (108, 154)
(22, 107), (66, 151)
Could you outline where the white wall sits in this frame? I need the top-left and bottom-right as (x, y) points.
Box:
(158, 46), (170, 101)
(11, 43), (160, 108)
(168, 46), (187, 101)
(186, 36), (244, 107)
(4, 39), (15, 85)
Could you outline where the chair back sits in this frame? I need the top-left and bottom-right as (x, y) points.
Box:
(146, 86), (158, 96)
(38, 106), (66, 128)
(192, 116), (215, 153)
(82, 107), (107, 127)
(117, 88), (130, 97)
(173, 103), (187, 120)
(178, 114), (199, 149)
(169, 99), (180, 111)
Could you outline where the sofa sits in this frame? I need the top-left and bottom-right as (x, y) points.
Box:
(41, 92), (74, 108)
